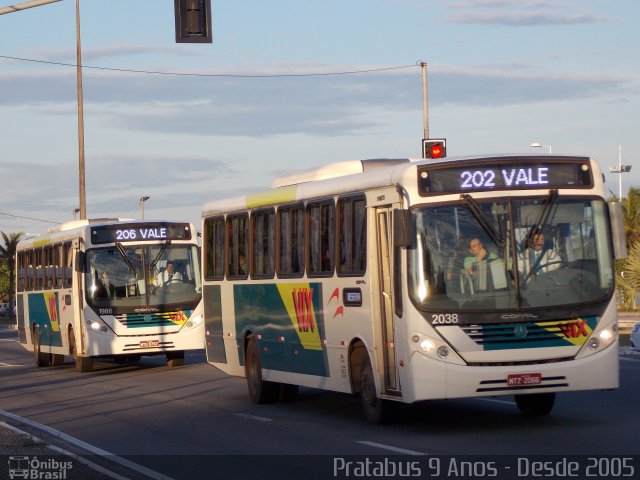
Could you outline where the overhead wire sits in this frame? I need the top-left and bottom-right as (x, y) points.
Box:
(0, 54), (417, 78)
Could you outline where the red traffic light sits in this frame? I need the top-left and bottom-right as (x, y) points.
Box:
(422, 138), (447, 159)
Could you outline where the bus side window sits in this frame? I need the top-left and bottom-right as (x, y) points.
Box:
(17, 252), (26, 291)
(337, 195), (366, 276)
(28, 250), (36, 291)
(307, 200), (335, 276)
(252, 209), (275, 279)
(45, 246), (54, 289)
(64, 242), (73, 288)
(277, 204), (304, 278)
(204, 216), (225, 280)
(227, 214), (248, 278)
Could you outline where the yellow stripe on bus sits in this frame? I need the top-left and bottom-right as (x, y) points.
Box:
(246, 186), (297, 209)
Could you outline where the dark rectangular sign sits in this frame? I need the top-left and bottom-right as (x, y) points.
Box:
(418, 157), (593, 195)
(90, 223), (192, 244)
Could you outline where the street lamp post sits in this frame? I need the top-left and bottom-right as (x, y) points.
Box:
(140, 196), (150, 220)
(0, 0), (86, 218)
(530, 142), (552, 154)
(609, 145), (631, 200)
(0, 0), (61, 15)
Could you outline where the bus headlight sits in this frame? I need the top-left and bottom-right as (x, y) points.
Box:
(420, 339), (435, 353)
(599, 328), (614, 344)
(186, 314), (203, 329)
(587, 328), (615, 350)
(86, 319), (108, 333)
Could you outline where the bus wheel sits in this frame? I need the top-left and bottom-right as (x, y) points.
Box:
(33, 328), (50, 367)
(245, 337), (278, 404)
(69, 327), (92, 373)
(166, 350), (185, 368)
(515, 393), (555, 415)
(360, 355), (391, 424)
(75, 356), (93, 373)
(51, 354), (65, 366)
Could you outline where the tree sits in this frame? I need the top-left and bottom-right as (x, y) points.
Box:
(620, 187), (640, 250)
(0, 231), (24, 310)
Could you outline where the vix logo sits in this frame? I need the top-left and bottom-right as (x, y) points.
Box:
(559, 319), (590, 339)
(292, 288), (316, 332)
(277, 283), (323, 351)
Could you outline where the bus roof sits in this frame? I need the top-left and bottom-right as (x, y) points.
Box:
(201, 153), (595, 217)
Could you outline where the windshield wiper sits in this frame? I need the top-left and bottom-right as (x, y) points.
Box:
(460, 194), (504, 247)
(525, 189), (559, 247)
(115, 242), (137, 275)
(150, 240), (171, 272)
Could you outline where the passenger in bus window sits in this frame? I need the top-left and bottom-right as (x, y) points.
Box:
(157, 261), (183, 286)
(520, 230), (563, 277)
(463, 237), (495, 275)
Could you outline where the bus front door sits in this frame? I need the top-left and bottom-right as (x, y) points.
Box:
(375, 207), (400, 394)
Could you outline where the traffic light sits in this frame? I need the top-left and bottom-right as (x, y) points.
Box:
(422, 138), (447, 159)
(174, 0), (212, 43)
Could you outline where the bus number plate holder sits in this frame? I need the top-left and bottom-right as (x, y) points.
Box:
(507, 373), (541, 386)
(140, 340), (160, 348)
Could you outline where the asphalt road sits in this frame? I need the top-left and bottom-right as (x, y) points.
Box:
(1, 323), (639, 479)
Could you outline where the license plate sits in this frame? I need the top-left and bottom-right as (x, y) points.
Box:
(139, 340), (160, 348)
(507, 373), (542, 386)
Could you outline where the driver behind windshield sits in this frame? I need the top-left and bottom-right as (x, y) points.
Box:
(520, 230), (562, 277)
(156, 261), (183, 287)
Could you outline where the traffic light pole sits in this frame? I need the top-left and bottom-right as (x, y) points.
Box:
(420, 61), (429, 140)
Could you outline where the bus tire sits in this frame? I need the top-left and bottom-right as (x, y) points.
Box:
(33, 328), (50, 367)
(245, 337), (278, 404)
(515, 392), (555, 415)
(360, 355), (392, 424)
(166, 350), (185, 368)
(51, 354), (65, 366)
(69, 327), (92, 373)
(75, 356), (93, 373)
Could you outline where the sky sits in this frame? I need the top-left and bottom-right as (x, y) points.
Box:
(0, 0), (638, 237)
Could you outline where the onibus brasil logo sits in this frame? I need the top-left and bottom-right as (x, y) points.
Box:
(8, 456), (73, 480)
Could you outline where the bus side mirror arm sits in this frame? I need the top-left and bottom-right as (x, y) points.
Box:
(393, 209), (411, 248)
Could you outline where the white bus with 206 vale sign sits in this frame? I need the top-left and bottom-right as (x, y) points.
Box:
(16, 219), (203, 372)
(201, 154), (626, 423)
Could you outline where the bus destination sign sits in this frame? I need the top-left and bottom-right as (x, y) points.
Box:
(91, 223), (192, 244)
(418, 158), (593, 195)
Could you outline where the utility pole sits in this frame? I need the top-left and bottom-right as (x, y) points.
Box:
(420, 61), (429, 141)
(76, 0), (86, 219)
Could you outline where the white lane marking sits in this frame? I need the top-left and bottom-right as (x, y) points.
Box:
(477, 398), (516, 406)
(0, 362), (30, 367)
(234, 413), (274, 422)
(620, 357), (640, 362)
(0, 411), (173, 480)
(356, 441), (426, 456)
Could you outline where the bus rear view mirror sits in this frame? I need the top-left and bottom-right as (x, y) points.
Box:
(393, 209), (411, 248)
(609, 201), (627, 260)
(75, 251), (85, 272)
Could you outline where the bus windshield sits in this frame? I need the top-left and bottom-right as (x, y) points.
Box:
(85, 244), (201, 311)
(408, 197), (615, 311)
